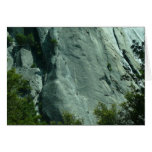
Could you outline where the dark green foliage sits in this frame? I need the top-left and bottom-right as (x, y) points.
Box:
(131, 40), (145, 79)
(26, 33), (35, 47)
(107, 63), (112, 71)
(94, 42), (145, 125)
(15, 33), (27, 46)
(31, 63), (36, 68)
(37, 50), (42, 55)
(50, 38), (58, 46)
(121, 41), (145, 124)
(94, 89), (144, 125)
(50, 121), (63, 125)
(131, 40), (144, 65)
(128, 41), (144, 124)
(7, 35), (13, 46)
(15, 33), (35, 47)
(7, 68), (31, 96)
(33, 41), (43, 58)
(94, 102), (117, 125)
(7, 68), (47, 125)
(15, 32), (45, 69)
(62, 112), (83, 125)
(12, 30), (45, 71)
(50, 112), (83, 125)
(118, 84), (144, 125)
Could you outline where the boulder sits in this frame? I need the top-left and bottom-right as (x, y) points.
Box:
(16, 48), (33, 68)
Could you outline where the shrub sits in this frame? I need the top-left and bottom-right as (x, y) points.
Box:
(31, 63), (36, 68)
(94, 41), (145, 125)
(94, 102), (117, 125)
(62, 112), (83, 125)
(131, 40), (144, 63)
(15, 33), (35, 47)
(94, 86), (144, 125)
(7, 35), (13, 46)
(26, 33), (35, 47)
(118, 84), (145, 125)
(107, 63), (112, 71)
(50, 112), (83, 125)
(50, 121), (63, 125)
(15, 33), (27, 46)
(50, 38), (58, 46)
(131, 40), (145, 79)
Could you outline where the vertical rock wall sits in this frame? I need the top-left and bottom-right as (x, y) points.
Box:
(7, 27), (145, 125)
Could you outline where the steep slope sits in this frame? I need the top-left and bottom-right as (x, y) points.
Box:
(7, 27), (144, 125)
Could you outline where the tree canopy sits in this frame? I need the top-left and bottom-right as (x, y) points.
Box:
(7, 68), (46, 125)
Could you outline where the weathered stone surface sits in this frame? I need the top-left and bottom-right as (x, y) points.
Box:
(7, 53), (14, 71)
(7, 45), (15, 70)
(16, 67), (42, 97)
(7, 27), (145, 125)
(7, 27), (24, 37)
(37, 27), (144, 124)
(16, 48), (33, 68)
(15, 67), (43, 110)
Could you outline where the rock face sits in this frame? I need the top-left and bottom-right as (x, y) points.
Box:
(16, 48), (33, 68)
(7, 27), (145, 125)
(7, 45), (14, 70)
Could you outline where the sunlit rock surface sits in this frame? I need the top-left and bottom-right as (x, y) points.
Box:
(7, 27), (144, 125)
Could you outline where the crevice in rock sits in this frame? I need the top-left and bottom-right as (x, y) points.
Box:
(37, 29), (60, 122)
(113, 28), (121, 50)
(99, 74), (111, 86)
(122, 49), (138, 75)
(25, 28), (47, 72)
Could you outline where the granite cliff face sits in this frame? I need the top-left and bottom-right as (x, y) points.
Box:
(7, 27), (144, 124)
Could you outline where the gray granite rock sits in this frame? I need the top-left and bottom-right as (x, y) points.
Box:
(7, 53), (14, 70)
(17, 48), (33, 68)
(37, 27), (144, 124)
(16, 67), (42, 96)
(7, 46), (14, 70)
(7, 27), (145, 124)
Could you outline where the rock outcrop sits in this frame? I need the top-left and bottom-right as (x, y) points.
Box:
(7, 27), (145, 125)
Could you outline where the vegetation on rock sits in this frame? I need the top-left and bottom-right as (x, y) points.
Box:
(118, 84), (144, 125)
(7, 28), (144, 125)
(50, 112), (83, 125)
(15, 33), (35, 47)
(26, 33), (35, 47)
(50, 38), (58, 46)
(15, 32), (45, 70)
(94, 102), (117, 125)
(107, 63), (112, 71)
(62, 112), (83, 125)
(15, 33), (27, 46)
(31, 63), (36, 68)
(94, 41), (145, 125)
(7, 35), (13, 46)
(7, 68), (47, 125)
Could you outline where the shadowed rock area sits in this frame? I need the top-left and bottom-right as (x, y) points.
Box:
(7, 27), (144, 125)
